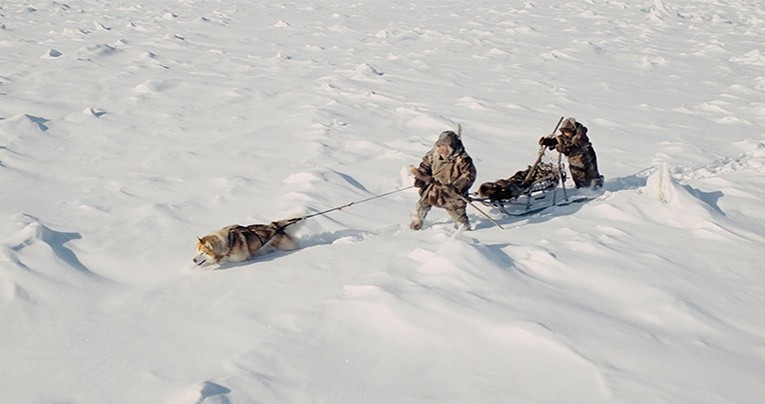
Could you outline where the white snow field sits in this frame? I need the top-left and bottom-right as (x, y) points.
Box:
(1, 0), (764, 402)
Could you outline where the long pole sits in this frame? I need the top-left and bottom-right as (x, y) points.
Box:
(458, 194), (505, 230)
(525, 116), (564, 182)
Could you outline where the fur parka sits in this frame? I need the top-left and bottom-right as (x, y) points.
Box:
(553, 119), (603, 188)
(413, 131), (477, 209)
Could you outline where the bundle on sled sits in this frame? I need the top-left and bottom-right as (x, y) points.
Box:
(476, 162), (560, 202)
(471, 147), (568, 216)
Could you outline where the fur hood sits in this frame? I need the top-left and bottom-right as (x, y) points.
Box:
(434, 130), (465, 158)
(560, 117), (587, 135)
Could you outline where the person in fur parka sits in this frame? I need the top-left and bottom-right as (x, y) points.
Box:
(539, 117), (604, 188)
(409, 130), (477, 230)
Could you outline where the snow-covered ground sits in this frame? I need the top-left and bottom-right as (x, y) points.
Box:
(2, 0), (764, 402)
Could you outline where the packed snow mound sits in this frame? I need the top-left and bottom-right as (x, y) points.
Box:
(645, 162), (678, 205)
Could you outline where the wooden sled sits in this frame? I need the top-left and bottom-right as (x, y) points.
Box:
(471, 152), (573, 216)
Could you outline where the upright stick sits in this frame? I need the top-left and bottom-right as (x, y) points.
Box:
(558, 151), (569, 202)
(524, 116), (564, 182)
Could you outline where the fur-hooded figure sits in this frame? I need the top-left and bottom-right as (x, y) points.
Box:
(409, 129), (477, 229)
(540, 117), (603, 188)
(434, 130), (465, 160)
(558, 117), (587, 137)
(410, 130), (477, 208)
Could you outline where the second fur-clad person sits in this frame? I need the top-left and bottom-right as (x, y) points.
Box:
(410, 130), (477, 230)
(539, 117), (604, 188)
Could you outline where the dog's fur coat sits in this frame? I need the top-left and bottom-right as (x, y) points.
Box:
(193, 218), (302, 266)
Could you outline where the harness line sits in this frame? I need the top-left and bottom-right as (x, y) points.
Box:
(279, 185), (417, 229)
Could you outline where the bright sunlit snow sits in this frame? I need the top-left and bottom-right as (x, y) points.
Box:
(1, 1), (764, 402)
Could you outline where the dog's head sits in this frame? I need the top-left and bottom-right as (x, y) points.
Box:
(193, 237), (218, 266)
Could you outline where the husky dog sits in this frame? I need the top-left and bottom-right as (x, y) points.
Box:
(193, 218), (303, 266)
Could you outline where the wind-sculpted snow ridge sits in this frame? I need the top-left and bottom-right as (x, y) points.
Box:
(0, 214), (119, 354)
(1, 214), (108, 303)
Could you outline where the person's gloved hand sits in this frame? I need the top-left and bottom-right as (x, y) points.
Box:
(538, 136), (556, 147)
(409, 166), (433, 184)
